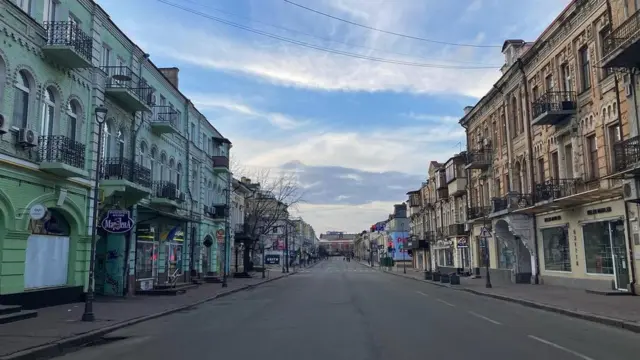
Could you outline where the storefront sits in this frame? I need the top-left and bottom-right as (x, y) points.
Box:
(455, 237), (470, 273)
(536, 199), (631, 291)
(133, 222), (186, 291)
(433, 239), (454, 272)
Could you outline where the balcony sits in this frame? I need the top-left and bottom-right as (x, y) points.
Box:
(465, 151), (491, 170)
(407, 192), (421, 207)
(100, 157), (152, 202)
(614, 135), (640, 173)
(534, 179), (580, 203)
(42, 21), (93, 68)
(448, 223), (467, 237)
(491, 193), (534, 215)
(410, 239), (429, 250)
(102, 66), (154, 113)
(206, 204), (229, 219)
(150, 181), (180, 208)
(602, 9), (640, 69)
(531, 91), (576, 126)
(37, 135), (87, 178)
(150, 106), (179, 135)
(467, 206), (491, 221)
(523, 178), (621, 213)
(211, 155), (230, 173)
(447, 177), (467, 197)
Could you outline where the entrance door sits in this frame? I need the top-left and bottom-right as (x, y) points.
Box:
(609, 220), (630, 290)
(166, 242), (183, 281)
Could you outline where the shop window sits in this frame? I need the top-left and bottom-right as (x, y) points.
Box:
(25, 209), (71, 289)
(583, 220), (626, 275)
(541, 226), (571, 272)
(497, 237), (515, 270)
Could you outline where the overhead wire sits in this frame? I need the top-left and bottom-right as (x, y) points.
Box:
(155, 0), (500, 70)
(283, 0), (503, 48)
(182, 0), (501, 66)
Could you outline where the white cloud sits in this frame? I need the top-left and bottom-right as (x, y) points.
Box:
(191, 95), (306, 130)
(339, 173), (363, 182)
(292, 201), (397, 234)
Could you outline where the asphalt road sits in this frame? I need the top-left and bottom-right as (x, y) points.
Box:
(57, 258), (640, 360)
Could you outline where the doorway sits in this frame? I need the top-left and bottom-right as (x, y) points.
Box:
(583, 219), (630, 291)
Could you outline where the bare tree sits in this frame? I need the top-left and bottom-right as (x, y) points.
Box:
(232, 166), (305, 271)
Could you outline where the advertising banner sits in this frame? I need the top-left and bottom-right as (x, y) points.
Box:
(389, 232), (411, 260)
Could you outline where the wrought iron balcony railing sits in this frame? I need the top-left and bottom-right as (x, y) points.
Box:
(492, 196), (508, 212)
(531, 91), (577, 121)
(151, 181), (178, 200)
(603, 9), (640, 59)
(100, 157), (152, 188)
(212, 155), (230, 169)
(613, 135), (640, 172)
(43, 21), (93, 61)
(37, 135), (85, 169)
(534, 179), (580, 203)
(152, 106), (179, 127)
(467, 206), (491, 220)
(465, 151), (492, 167)
(102, 65), (154, 105)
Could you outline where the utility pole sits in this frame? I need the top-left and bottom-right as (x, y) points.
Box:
(284, 222), (290, 273)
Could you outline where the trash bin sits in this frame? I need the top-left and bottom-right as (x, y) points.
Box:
(449, 273), (460, 285)
(424, 271), (433, 280)
(432, 272), (441, 281)
(440, 273), (450, 283)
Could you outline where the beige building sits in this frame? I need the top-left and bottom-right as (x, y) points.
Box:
(460, 0), (638, 293)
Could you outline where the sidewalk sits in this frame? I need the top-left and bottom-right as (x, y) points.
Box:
(367, 264), (640, 333)
(0, 271), (292, 359)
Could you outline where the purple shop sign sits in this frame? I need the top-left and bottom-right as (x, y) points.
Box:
(101, 210), (134, 233)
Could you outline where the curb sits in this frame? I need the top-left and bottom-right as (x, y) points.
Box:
(378, 268), (640, 334)
(0, 272), (296, 360)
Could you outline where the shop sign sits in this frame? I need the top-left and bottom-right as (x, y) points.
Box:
(101, 210), (133, 233)
(457, 237), (469, 248)
(265, 254), (280, 265)
(29, 204), (47, 221)
(216, 229), (225, 241)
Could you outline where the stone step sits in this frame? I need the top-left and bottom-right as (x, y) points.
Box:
(135, 284), (198, 296)
(0, 309), (38, 325)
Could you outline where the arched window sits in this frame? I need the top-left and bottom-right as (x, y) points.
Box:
(169, 158), (175, 184)
(13, 70), (31, 128)
(41, 88), (55, 136)
(66, 101), (79, 141)
(208, 180), (213, 205)
(150, 146), (157, 180)
(160, 152), (167, 181)
(139, 141), (148, 169)
(102, 122), (111, 159)
(176, 162), (182, 190)
(115, 128), (125, 159)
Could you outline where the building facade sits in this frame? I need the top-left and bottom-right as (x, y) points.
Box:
(459, 0), (638, 293)
(0, 0), (232, 307)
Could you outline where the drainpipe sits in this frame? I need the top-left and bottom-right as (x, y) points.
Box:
(517, 59), (541, 285)
(605, 0), (637, 294)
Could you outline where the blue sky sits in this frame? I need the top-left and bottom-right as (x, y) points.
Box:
(97, 0), (570, 234)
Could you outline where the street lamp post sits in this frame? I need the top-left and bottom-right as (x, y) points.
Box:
(261, 235), (266, 278)
(222, 183), (231, 288)
(483, 215), (492, 289)
(82, 105), (108, 322)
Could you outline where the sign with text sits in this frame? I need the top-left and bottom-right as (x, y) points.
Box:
(265, 254), (280, 265)
(101, 210), (133, 234)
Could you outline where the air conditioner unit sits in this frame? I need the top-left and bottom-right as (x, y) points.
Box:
(18, 128), (38, 147)
(0, 113), (8, 134)
(622, 179), (640, 203)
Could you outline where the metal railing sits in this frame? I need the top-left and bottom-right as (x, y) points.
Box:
(151, 181), (178, 200)
(534, 179), (580, 203)
(37, 135), (85, 169)
(603, 9), (640, 58)
(467, 206), (491, 220)
(101, 65), (154, 105)
(100, 157), (152, 188)
(532, 91), (577, 120)
(43, 21), (92, 61)
(466, 151), (492, 166)
(613, 135), (640, 172)
(151, 106), (179, 127)
(492, 196), (509, 212)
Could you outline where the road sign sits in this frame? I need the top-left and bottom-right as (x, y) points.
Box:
(480, 227), (492, 239)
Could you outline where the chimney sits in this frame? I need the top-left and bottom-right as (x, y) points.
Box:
(159, 67), (179, 88)
(463, 106), (474, 115)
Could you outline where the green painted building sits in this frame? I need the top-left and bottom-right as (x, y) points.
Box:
(0, 0), (231, 309)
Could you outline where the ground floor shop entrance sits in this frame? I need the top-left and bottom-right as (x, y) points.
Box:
(582, 219), (629, 291)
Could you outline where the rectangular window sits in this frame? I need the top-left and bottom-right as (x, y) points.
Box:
(587, 134), (598, 179)
(565, 144), (574, 179)
(537, 158), (545, 183)
(43, 0), (57, 22)
(545, 74), (553, 92)
(600, 26), (613, 79)
(67, 114), (76, 141)
(501, 115), (507, 147)
(101, 44), (110, 67)
(541, 226), (571, 272)
(608, 124), (621, 169)
(17, 0), (30, 13)
(190, 123), (196, 142)
(445, 163), (456, 183)
(561, 63), (571, 91)
(551, 151), (559, 179)
(495, 178), (501, 198)
(579, 46), (591, 91)
(583, 220), (625, 275)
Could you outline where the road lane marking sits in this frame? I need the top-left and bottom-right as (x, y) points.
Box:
(468, 311), (501, 325)
(415, 291), (429, 297)
(527, 335), (595, 360)
(436, 298), (455, 307)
